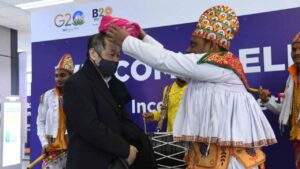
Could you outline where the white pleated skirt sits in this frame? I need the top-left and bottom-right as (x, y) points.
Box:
(173, 80), (277, 148)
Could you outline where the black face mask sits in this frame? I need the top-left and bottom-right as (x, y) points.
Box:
(94, 48), (119, 77)
(97, 58), (119, 77)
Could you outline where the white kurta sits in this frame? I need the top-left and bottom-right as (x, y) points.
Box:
(123, 35), (276, 169)
(37, 88), (66, 169)
(37, 88), (59, 147)
(122, 35), (278, 169)
(264, 75), (294, 125)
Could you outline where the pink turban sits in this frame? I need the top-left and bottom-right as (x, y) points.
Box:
(99, 15), (141, 38)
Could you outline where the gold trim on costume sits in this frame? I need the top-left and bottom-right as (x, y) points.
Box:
(173, 135), (276, 148)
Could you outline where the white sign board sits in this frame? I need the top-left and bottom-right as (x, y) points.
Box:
(0, 96), (21, 169)
(31, 0), (300, 42)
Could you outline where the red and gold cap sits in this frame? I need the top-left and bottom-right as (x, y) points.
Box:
(192, 5), (239, 50)
(55, 54), (74, 74)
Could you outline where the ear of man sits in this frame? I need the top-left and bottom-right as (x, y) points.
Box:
(89, 48), (99, 62)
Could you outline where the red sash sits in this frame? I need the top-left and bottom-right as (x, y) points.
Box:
(197, 52), (249, 89)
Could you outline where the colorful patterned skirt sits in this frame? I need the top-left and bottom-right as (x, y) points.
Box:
(42, 150), (67, 169)
(184, 143), (265, 169)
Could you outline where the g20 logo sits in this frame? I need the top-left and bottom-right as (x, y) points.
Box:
(54, 10), (85, 27)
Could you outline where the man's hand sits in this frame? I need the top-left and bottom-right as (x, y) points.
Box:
(258, 86), (271, 103)
(138, 29), (146, 40)
(126, 145), (138, 165)
(142, 112), (154, 122)
(106, 25), (129, 47)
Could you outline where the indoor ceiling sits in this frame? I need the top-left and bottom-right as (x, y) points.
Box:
(0, 0), (98, 52)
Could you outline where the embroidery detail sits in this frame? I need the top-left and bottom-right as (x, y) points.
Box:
(220, 147), (227, 166)
(197, 52), (249, 89)
(173, 135), (276, 147)
(199, 143), (210, 157)
(246, 148), (256, 157)
(192, 5), (239, 50)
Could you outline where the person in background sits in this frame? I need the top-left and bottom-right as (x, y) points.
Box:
(107, 5), (277, 169)
(143, 79), (187, 132)
(259, 32), (300, 169)
(37, 54), (74, 169)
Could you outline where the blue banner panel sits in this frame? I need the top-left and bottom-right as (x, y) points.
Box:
(31, 7), (300, 169)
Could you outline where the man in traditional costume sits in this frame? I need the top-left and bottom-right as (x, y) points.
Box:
(107, 5), (277, 169)
(37, 54), (74, 169)
(259, 32), (300, 169)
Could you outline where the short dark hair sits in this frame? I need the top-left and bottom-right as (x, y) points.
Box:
(87, 32), (107, 57)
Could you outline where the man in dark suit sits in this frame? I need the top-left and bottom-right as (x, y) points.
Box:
(63, 32), (157, 169)
(108, 75), (132, 110)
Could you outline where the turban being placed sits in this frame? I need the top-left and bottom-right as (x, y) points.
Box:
(99, 15), (141, 38)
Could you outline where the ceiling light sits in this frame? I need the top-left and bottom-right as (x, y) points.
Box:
(15, 0), (74, 10)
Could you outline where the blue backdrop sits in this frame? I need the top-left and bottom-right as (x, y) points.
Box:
(31, 7), (300, 169)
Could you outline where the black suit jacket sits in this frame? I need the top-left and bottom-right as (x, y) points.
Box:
(108, 75), (132, 109)
(63, 59), (130, 169)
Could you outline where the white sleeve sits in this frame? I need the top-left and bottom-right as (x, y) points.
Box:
(263, 96), (282, 115)
(36, 94), (49, 147)
(142, 35), (164, 48)
(122, 36), (236, 82)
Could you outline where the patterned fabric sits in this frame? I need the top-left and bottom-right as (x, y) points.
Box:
(184, 143), (265, 169)
(192, 5), (239, 50)
(233, 148), (265, 168)
(293, 32), (300, 44)
(197, 52), (250, 89)
(99, 15), (141, 37)
(55, 54), (74, 74)
(287, 64), (300, 168)
(42, 151), (67, 169)
(290, 76), (300, 140)
(285, 64), (300, 141)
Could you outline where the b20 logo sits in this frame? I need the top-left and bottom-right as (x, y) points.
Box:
(92, 6), (113, 18)
(54, 10), (85, 27)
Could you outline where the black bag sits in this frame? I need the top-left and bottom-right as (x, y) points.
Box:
(108, 158), (129, 169)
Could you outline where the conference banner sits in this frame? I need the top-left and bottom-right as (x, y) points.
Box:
(31, 1), (300, 168)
